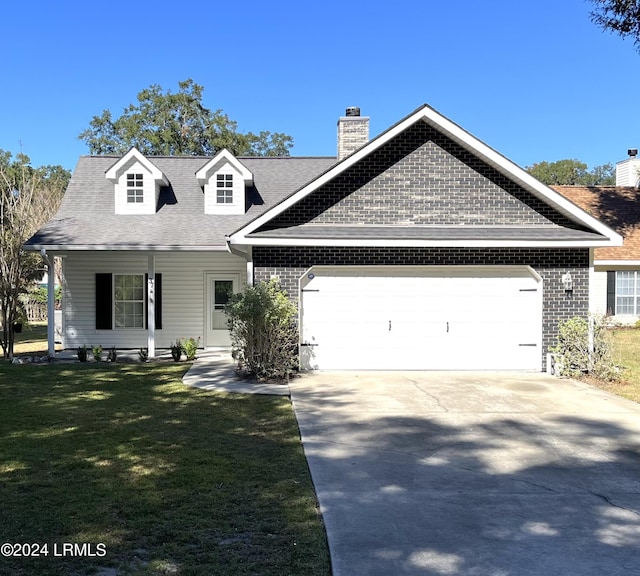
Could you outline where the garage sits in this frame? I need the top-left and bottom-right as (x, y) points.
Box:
(300, 266), (543, 371)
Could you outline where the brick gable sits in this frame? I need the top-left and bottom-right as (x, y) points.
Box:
(262, 121), (582, 231)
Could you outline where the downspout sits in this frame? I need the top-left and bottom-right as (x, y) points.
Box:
(40, 249), (56, 357)
(225, 237), (253, 287)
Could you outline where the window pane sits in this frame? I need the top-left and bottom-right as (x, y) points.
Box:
(617, 296), (634, 315)
(215, 280), (233, 307)
(114, 274), (144, 328)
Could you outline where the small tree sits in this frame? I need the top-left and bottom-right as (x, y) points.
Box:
(226, 280), (298, 381)
(551, 315), (619, 381)
(0, 154), (67, 358)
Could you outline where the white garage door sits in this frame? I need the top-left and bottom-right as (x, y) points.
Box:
(300, 266), (542, 371)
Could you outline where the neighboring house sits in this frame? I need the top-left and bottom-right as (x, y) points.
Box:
(25, 105), (621, 371)
(554, 153), (640, 324)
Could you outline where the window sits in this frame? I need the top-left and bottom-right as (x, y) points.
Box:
(214, 280), (234, 310)
(216, 173), (233, 204)
(615, 271), (640, 315)
(114, 274), (144, 328)
(96, 273), (162, 330)
(126, 173), (144, 203)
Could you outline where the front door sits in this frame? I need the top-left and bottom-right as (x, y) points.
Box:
(205, 273), (239, 346)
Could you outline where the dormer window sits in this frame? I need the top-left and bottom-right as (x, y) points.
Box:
(127, 174), (144, 203)
(106, 148), (168, 215)
(216, 174), (233, 204)
(196, 149), (253, 215)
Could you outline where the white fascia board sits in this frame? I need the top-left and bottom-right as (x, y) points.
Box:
(229, 236), (617, 249)
(228, 104), (622, 245)
(415, 106), (623, 244)
(195, 149), (253, 185)
(23, 244), (229, 252)
(594, 260), (640, 266)
(105, 147), (168, 185)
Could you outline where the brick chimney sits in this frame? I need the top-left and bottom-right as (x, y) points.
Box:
(616, 149), (640, 187)
(337, 107), (369, 160)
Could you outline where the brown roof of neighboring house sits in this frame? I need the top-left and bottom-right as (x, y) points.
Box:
(553, 185), (640, 261)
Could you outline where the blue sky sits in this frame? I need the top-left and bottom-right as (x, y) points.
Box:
(3, 0), (639, 171)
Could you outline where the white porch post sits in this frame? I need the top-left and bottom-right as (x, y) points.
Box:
(147, 255), (156, 358)
(47, 256), (55, 357)
(246, 246), (254, 287)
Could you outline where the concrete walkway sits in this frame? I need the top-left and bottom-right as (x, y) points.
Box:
(182, 349), (290, 395)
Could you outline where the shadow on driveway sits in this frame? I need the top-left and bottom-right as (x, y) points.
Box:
(290, 372), (640, 576)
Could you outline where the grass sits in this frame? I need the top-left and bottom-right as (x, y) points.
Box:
(0, 361), (330, 576)
(13, 321), (53, 355)
(602, 329), (640, 403)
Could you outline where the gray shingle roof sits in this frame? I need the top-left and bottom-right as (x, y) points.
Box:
(26, 155), (336, 249)
(246, 224), (607, 242)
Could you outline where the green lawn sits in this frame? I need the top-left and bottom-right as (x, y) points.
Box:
(603, 329), (640, 403)
(0, 362), (330, 576)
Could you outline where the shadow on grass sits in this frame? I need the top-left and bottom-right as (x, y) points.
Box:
(0, 363), (330, 576)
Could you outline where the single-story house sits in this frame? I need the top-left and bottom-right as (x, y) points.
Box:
(25, 105), (622, 371)
(553, 153), (640, 324)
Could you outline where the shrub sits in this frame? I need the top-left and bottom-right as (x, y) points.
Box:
(170, 340), (183, 362)
(138, 347), (148, 362)
(551, 315), (619, 381)
(182, 337), (200, 361)
(226, 279), (298, 381)
(107, 346), (117, 362)
(92, 345), (103, 362)
(77, 345), (88, 362)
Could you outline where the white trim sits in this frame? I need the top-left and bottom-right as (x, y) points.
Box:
(195, 149), (253, 185)
(113, 272), (146, 330)
(24, 244), (230, 252)
(228, 105), (622, 247)
(105, 147), (168, 185)
(595, 260), (640, 266)
(231, 236), (616, 248)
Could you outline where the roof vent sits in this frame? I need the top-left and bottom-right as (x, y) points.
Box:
(629, 148), (638, 157)
(345, 107), (361, 117)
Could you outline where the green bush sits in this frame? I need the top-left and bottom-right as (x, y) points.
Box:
(226, 279), (298, 381)
(182, 337), (200, 361)
(551, 315), (619, 381)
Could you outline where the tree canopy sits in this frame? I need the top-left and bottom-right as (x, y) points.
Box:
(525, 159), (615, 186)
(78, 79), (293, 157)
(589, 0), (640, 50)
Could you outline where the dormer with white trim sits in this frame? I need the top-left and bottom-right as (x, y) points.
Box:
(106, 148), (168, 215)
(196, 149), (253, 215)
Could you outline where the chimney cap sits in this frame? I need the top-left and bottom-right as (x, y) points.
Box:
(629, 148), (638, 158)
(345, 106), (361, 117)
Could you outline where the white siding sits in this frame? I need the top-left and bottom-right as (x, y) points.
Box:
(61, 251), (246, 349)
(615, 158), (640, 187)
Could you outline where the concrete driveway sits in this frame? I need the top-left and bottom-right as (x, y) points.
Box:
(289, 372), (640, 576)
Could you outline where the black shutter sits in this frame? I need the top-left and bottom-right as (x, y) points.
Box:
(96, 273), (113, 330)
(155, 274), (162, 330)
(607, 271), (616, 315)
(144, 273), (162, 330)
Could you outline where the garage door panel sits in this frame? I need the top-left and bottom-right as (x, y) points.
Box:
(300, 268), (542, 371)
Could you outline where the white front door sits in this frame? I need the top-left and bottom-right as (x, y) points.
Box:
(205, 273), (239, 346)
